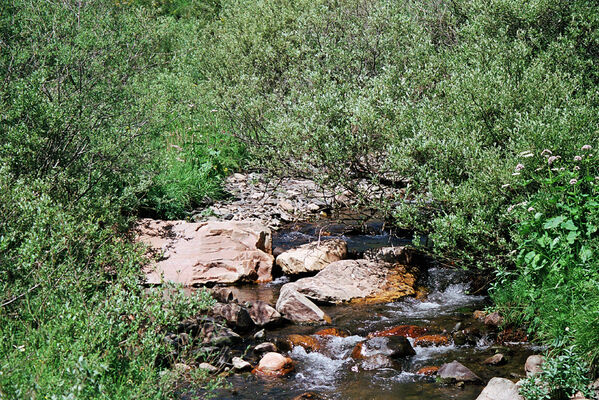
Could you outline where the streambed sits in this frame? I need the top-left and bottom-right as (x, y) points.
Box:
(195, 221), (538, 399)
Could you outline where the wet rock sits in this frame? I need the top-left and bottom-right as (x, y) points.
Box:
(368, 325), (427, 339)
(276, 239), (347, 274)
(137, 219), (274, 285)
(484, 312), (503, 327)
(253, 352), (295, 377)
(254, 342), (277, 354)
(278, 199), (295, 213)
(211, 303), (254, 332)
(476, 377), (523, 400)
(483, 353), (506, 366)
(287, 334), (321, 352)
(210, 287), (235, 303)
(314, 328), (349, 337)
(254, 329), (265, 339)
(198, 362), (218, 373)
(232, 357), (252, 372)
(361, 354), (394, 370)
(525, 355), (544, 376)
(245, 300), (282, 327)
(417, 366), (440, 376)
(414, 334), (449, 347)
(275, 284), (331, 324)
(364, 246), (423, 265)
(438, 360), (482, 383)
(286, 259), (417, 304)
(352, 336), (415, 359)
(571, 392), (589, 400)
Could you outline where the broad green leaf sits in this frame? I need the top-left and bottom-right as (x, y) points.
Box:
(543, 216), (565, 229)
(561, 219), (577, 231)
(566, 230), (579, 244)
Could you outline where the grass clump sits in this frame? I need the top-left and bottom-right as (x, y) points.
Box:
(0, 0), (232, 397)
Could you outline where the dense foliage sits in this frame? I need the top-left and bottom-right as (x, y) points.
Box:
(0, 0), (227, 398)
(201, 0), (599, 396)
(203, 0), (599, 267)
(2, 0), (598, 398)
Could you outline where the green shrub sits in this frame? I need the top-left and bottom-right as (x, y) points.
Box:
(0, 1), (224, 397)
(492, 146), (599, 396)
(202, 0), (599, 267)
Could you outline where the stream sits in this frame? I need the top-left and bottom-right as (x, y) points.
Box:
(197, 220), (538, 399)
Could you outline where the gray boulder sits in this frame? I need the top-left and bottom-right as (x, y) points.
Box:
(438, 360), (482, 383)
(476, 377), (523, 400)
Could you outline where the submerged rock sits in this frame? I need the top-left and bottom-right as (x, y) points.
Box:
(253, 352), (294, 377)
(352, 336), (415, 359)
(275, 284), (331, 324)
(476, 377), (523, 400)
(368, 325), (427, 339)
(137, 219), (274, 285)
(438, 360), (481, 383)
(483, 353), (506, 366)
(314, 328), (349, 337)
(276, 239), (347, 274)
(282, 259), (417, 304)
(287, 334), (321, 352)
(417, 366), (440, 376)
(413, 334), (449, 347)
(361, 354), (394, 370)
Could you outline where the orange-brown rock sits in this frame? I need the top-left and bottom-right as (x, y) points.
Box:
(417, 366), (439, 376)
(287, 334), (321, 351)
(136, 219), (274, 285)
(368, 325), (427, 339)
(351, 342), (364, 359)
(252, 352), (294, 377)
(314, 328), (348, 337)
(414, 334), (449, 347)
(473, 310), (487, 321)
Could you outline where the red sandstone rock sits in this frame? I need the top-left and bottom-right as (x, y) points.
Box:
(136, 219), (274, 285)
(414, 334), (449, 347)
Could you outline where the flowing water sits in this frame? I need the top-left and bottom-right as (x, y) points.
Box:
(200, 221), (538, 400)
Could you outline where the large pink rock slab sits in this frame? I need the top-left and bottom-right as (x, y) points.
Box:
(135, 219), (274, 285)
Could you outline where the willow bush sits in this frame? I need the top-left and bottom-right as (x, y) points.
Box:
(202, 0), (599, 267)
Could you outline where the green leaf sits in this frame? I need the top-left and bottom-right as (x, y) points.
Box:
(560, 219), (577, 231)
(566, 230), (579, 244)
(580, 247), (593, 263)
(543, 216), (565, 229)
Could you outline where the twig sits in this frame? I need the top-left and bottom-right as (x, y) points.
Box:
(1, 284), (40, 308)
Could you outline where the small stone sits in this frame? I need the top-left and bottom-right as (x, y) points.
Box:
(483, 353), (506, 366)
(232, 357), (252, 372)
(198, 363), (218, 373)
(254, 329), (265, 339)
(254, 342), (277, 354)
(278, 200), (295, 213)
(174, 363), (191, 372)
